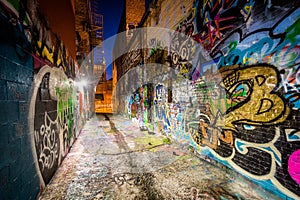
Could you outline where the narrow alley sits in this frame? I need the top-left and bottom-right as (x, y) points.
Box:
(38, 114), (280, 200)
(1, 0), (300, 199)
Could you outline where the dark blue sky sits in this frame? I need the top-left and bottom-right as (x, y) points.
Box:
(97, 0), (125, 80)
(98, 0), (124, 40)
(98, 0), (151, 80)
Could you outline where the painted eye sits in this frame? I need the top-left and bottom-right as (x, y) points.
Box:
(227, 82), (251, 109)
(243, 124), (256, 130)
(231, 83), (250, 101)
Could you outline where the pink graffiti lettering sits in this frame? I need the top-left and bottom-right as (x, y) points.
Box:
(288, 150), (300, 186)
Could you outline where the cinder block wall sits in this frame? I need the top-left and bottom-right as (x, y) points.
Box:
(122, 0), (300, 199)
(0, 14), (39, 199)
(0, 0), (91, 199)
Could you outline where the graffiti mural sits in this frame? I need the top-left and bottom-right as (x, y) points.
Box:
(30, 66), (75, 184)
(28, 1), (75, 76)
(193, 0), (255, 53)
(190, 65), (300, 196)
(127, 84), (154, 130)
(153, 84), (170, 134)
(0, 0), (75, 77)
(189, 0), (300, 199)
(168, 9), (195, 80)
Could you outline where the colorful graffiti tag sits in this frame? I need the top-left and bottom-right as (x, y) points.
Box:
(189, 0), (300, 198)
(127, 84), (153, 130)
(29, 66), (76, 184)
(193, 0), (255, 53)
(191, 65), (300, 197)
(0, 0), (75, 77)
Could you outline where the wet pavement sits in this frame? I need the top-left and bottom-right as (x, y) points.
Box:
(37, 114), (281, 200)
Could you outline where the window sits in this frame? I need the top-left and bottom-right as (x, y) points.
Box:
(95, 94), (104, 100)
(107, 83), (112, 90)
(126, 22), (136, 38)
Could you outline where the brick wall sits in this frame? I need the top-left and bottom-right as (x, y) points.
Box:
(0, 0), (92, 199)
(0, 10), (39, 198)
(126, 0), (145, 25)
(119, 0), (300, 199)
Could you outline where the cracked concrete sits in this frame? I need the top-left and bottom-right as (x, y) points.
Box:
(37, 114), (281, 200)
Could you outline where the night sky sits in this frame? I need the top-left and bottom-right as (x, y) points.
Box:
(98, 0), (151, 80)
(97, 0), (125, 80)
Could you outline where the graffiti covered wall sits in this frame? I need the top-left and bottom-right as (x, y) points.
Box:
(120, 0), (300, 199)
(190, 1), (300, 199)
(0, 0), (90, 199)
(30, 66), (77, 185)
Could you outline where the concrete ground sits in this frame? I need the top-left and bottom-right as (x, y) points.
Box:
(37, 114), (281, 200)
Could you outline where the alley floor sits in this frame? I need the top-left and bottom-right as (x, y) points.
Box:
(37, 114), (281, 200)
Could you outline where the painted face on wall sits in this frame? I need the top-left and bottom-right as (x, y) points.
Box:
(193, 65), (291, 151)
(192, 65), (300, 198)
(220, 65), (290, 130)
